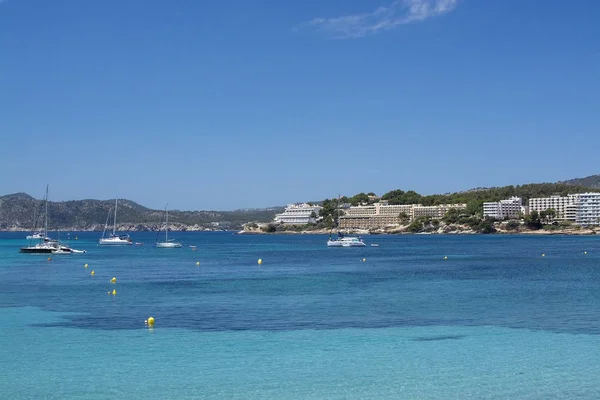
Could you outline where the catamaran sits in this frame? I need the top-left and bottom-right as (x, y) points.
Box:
(20, 185), (85, 254)
(99, 199), (132, 246)
(155, 204), (182, 248)
(327, 195), (366, 247)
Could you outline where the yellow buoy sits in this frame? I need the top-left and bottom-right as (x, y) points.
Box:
(84, 263), (89, 268)
(91, 270), (95, 276)
(147, 316), (155, 326)
(196, 261), (200, 266)
(258, 259), (263, 265)
(47, 257), (52, 261)
(110, 277), (117, 284)
(112, 289), (117, 295)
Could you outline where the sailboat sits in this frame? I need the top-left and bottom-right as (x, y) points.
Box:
(155, 204), (182, 248)
(25, 202), (45, 240)
(20, 185), (84, 254)
(327, 195), (366, 247)
(99, 199), (132, 246)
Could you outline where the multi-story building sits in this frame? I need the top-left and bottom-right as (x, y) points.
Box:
(274, 203), (322, 225)
(575, 193), (600, 226)
(413, 204), (467, 219)
(482, 197), (523, 219)
(339, 202), (466, 229)
(528, 195), (579, 220)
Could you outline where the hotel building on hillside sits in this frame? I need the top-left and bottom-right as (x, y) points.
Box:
(482, 197), (525, 219)
(339, 202), (467, 229)
(575, 193), (600, 226)
(274, 203), (322, 225)
(528, 195), (580, 221)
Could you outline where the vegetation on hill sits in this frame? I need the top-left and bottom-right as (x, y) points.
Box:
(560, 174), (600, 188)
(0, 194), (284, 231)
(316, 182), (599, 222)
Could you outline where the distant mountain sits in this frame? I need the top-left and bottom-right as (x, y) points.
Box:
(0, 193), (284, 231)
(560, 174), (600, 188)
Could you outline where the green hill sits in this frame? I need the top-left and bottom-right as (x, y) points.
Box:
(0, 194), (283, 231)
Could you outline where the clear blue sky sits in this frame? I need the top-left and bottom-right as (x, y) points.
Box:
(1, 0), (598, 210)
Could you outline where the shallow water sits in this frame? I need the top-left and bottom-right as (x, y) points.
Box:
(1, 232), (600, 398)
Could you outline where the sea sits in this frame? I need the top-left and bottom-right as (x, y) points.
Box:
(1, 232), (600, 399)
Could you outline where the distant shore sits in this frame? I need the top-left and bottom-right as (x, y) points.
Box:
(237, 224), (600, 236)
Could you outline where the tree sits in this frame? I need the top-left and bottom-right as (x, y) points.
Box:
(443, 208), (462, 224)
(398, 212), (410, 224)
(524, 211), (542, 230)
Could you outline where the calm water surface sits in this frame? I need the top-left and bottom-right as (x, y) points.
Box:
(1, 232), (600, 399)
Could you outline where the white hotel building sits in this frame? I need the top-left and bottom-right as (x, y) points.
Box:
(574, 193), (600, 226)
(273, 203), (322, 225)
(528, 193), (600, 225)
(339, 202), (466, 229)
(482, 197), (524, 219)
(528, 195), (579, 220)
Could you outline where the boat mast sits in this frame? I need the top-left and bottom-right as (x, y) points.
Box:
(113, 198), (118, 236)
(44, 184), (49, 240)
(165, 204), (169, 242)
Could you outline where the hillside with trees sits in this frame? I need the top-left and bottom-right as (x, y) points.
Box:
(0, 193), (284, 231)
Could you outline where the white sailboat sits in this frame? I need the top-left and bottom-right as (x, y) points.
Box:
(99, 199), (132, 246)
(327, 195), (366, 247)
(155, 204), (182, 248)
(20, 185), (85, 254)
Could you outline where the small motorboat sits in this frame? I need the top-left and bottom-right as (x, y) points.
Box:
(135, 242), (144, 246)
(371, 244), (380, 247)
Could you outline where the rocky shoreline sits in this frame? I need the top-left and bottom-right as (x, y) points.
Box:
(237, 223), (600, 236)
(1, 223), (228, 232)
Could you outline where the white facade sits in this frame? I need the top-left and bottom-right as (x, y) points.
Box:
(274, 203), (322, 225)
(528, 195), (579, 220)
(483, 197), (522, 219)
(339, 202), (466, 229)
(576, 193), (600, 226)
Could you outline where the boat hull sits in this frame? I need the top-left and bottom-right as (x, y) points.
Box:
(99, 238), (133, 246)
(155, 242), (182, 248)
(19, 247), (55, 254)
(327, 240), (366, 247)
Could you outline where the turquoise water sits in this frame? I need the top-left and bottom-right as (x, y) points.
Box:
(1, 232), (600, 399)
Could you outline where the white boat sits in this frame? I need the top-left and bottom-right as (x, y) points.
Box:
(20, 185), (84, 254)
(99, 199), (132, 246)
(26, 232), (45, 240)
(327, 233), (366, 247)
(326, 195), (366, 247)
(155, 204), (182, 248)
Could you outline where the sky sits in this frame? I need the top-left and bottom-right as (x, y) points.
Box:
(0, 0), (599, 210)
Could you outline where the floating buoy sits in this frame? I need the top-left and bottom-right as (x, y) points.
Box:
(91, 270), (95, 276)
(75, 236), (78, 240)
(542, 254), (546, 257)
(147, 316), (155, 326)
(444, 256), (448, 260)
(112, 289), (117, 295)
(144, 319), (148, 325)
(258, 259), (263, 265)
(584, 251), (588, 255)
(84, 263), (88, 268)
(196, 261), (200, 266)
(110, 277), (117, 284)
(362, 258), (366, 262)
(47, 257), (51, 261)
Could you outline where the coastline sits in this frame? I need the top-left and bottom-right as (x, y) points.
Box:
(236, 225), (600, 236)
